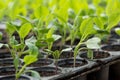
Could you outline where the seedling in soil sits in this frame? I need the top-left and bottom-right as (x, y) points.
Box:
(0, 21), (40, 80)
(73, 17), (96, 67)
(85, 37), (101, 59)
(47, 48), (72, 73)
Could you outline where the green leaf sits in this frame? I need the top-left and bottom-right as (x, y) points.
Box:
(46, 28), (54, 39)
(24, 55), (38, 65)
(106, 0), (120, 16)
(106, 13), (120, 31)
(25, 37), (38, 56)
(94, 17), (104, 30)
(87, 49), (93, 59)
(29, 45), (39, 56)
(74, 16), (83, 27)
(6, 22), (17, 36)
(26, 70), (41, 80)
(115, 28), (120, 36)
(25, 36), (37, 45)
(19, 23), (32, 39)
(9, 36), (18, 47)
(0, 32), (2, 40)
(34, 5), (49, 19)
(52, 34), (61, 41)
(52, 50), (60, 60)
(17, 15), (31, 24)
(14, 55), (19, 71)
(46, 38), (54, 43)
(85, 37), (101, 49)
(80, 18), (95, 36)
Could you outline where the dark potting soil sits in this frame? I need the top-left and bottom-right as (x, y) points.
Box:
(0, 76), (30, 80)
(58, 59), (87, 68)
(80, 51), (110, 59)
(31, 67), (61, 77)
(65, 39), (80, 46)
(0, 46), (9, 54)
(102, 44), (120, 51)
(0, 63), (13, 67)
(0, 71), (15, 76)
(0, 52), (11, 58)
(28, 59), (53, 67)
(48, 51), (74, 59)
(50, 45), (68, 51)
(0, 59), (13, 67)
(39, 71), (60, 77)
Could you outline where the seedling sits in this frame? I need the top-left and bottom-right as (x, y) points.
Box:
(48, 48), (72, 73)
(73, 17), (96, 67)
(0, 21), (41, 80)
(85, 37), (101, 59)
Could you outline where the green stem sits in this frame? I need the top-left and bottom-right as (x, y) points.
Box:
(16, 64), (26, 79)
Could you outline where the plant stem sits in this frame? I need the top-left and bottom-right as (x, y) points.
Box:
(74, 57), (76, 68)
(16, 65), (26, 80)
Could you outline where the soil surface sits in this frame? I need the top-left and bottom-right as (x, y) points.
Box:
(58, 59), (87, 68)
(28, 59), (53, 67)
(48, 51), (74, 59)
(80, 51), (110, 59)
(102, 45), (120, 51)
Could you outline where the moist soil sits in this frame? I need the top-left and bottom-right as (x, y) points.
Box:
(39, 71), (60, 77)
(0, 71), (15, 76)
(48, 51), (74, 59)
(28, 59), (52, 67)
(102, 45), (120, 51)
(0, 52), (11, 59)
(0, 76), (30, 80)
(58, 59), (87, 68)
(80, 51), (110, 59)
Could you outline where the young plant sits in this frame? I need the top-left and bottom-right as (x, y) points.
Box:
(73, 17), (96, 67)
(52, 50), (60, 74)
(85, 37), (101, 59)
(0, 21), (41, 80)
(48, 48), (72, 73)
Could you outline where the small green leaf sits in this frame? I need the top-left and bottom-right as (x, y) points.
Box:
(52, 50), (60, 60)
(106, 13), (120, 31)
(24, 55), (38, 65)
(94, 17), (104, 30)
(85, 37), (101, 49)
(14, 55), (19, 71)
(25, 36), (37, 45)
(34, 5), (49, 19)
(115, 28), (120, 36)
(46, 38), (54, 43)
(19, 23), (32, 39)
(46, 28), (54, 39)
(0, 32), (2, 40)
(17, 15), (31, 24)
(52, 34), (61, 41)
(6, 22), (17, 36)
(80, 18), (95, 36)
(87, 49), (93, 59)
(28, 44), (39, 56)
(27, 70), (41, 80)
